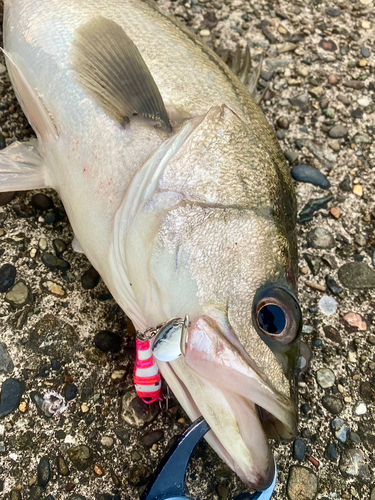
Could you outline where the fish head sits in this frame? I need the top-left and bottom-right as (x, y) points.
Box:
(114, 104), (301, 490)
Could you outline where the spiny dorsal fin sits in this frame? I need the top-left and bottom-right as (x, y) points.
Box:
(72, 16), (171, 131)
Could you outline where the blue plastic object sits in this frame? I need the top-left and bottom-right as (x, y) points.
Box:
(141, 417), (277, 500)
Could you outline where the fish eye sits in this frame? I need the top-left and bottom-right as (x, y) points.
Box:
(253, 286), (302, 345)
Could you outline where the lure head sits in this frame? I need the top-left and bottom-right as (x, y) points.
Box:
(115, 105), (300, 490)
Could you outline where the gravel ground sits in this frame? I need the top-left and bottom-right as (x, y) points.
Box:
(0, 0), (375, 499)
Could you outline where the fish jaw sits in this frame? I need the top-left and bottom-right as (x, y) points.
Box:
(157, 313), (297, 490)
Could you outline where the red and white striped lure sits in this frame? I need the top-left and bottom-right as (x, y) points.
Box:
(134, 316), (189, 404)
(134, 338), (162, 404)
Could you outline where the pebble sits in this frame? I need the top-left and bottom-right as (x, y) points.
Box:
(68, 445), (93, 471)
(28, 486), (44, 500)
(307, 228), (335, 249)
(338, 262), (375, 289)
(199, 29), (210, 37)
(322, 395), (343, 415)
(318, 39), (337, 52)
(64, 384), (78, 401)
(0, 192), (16, 206)
(325, 275), (343, 295)
(331, 418), (350, 443)
(0, 342), (14, 374)
(361, 21), (371, 29)
(284, 151), (298, 164)
(52, 238), (67, 256)
(81, 266), (100, 289)
(339, 175), (351, 192)
(326, 7), (341, 16)
(276, 116), (289, 129)
(358, 97), (370, 107)
(289, 94), (310, 112)
(329, 207), (341, 219)
(101, 436), (114, 449)
(287, 466), (318, 500)
(328, 125), (348, 138)
(31, 194), (54, 211)
(42, 253), (70, 273)
(94, 331), (122, 353)
(57, 456), (70, 476)
(316, 368), (335, 388)
(352, 184), (363, 197)
(299, 195), (333, 224)
(361, 46), (371, 58)
(328, 74), (338, 85)
(348, 352), (357, 364)
(141, 430), (164, 448)
(339, 449), (371, 481)
(325, 443), (338, 462)
(342, 312), (367, 330)
(354, 233), (366, 246)
(309, 86), (324, 99)
(114, 428), (130, 445)
(9, 491), (22, 500)
(354, 402), (366, 415)
(0, 378), (25, 418)
(120, 390), (159, 427)
(291, 164), (330, 189)
(5, 281), (30, 307)
(318, 296), (337, 316)
(292, 439), (306, 461)
(37, 456), (51, 487)
(41, 280), (66, 298)
(0, 264), (16, 292)
(323, 325), (342, 345)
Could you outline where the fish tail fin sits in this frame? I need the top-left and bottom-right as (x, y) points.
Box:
(0, 139), (48, 192)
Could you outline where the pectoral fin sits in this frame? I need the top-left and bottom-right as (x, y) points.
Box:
(0, 139), (47, 191)
(72, 16), (171, 131)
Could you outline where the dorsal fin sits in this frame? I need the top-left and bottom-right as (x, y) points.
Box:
(72, 16), (171, 131)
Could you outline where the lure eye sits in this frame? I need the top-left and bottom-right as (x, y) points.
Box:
(253, 286), (302, 345)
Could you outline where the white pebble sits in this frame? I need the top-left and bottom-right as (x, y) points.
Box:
(318, 295), (337, 316)
(348, 351), (357, 363)
(354, 402), (367, 415)
(101, 436), (114, 448)
(358, 97), (370, 107)
(0, 63), (6, 74)
(316, 368), (335, 388)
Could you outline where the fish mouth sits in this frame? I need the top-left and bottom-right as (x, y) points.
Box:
(157, 314), (297, 491)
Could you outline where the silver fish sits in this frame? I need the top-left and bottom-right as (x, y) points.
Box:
(0, 0), (301, 490)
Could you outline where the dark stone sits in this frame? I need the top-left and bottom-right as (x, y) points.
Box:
(68, 445), (93, 471)
(0, 264), (16, 292)
(351, 108), (363, 119)
(28, 485), (44, 500)
(339, 175), (351, 192)
(9, 490), (22, 500)
(70, 496), (86, 500)
(343, 80), (364, 90)
(51, 359), (61, 371)
(262, 27), (277, 44)
(303, 253), (320, 276)
(53, 238), (67, 256)
(96, 495), (113, 500)
(307, 227), (335, 249)
(94, 331), (122, 353)
(360, 382), (375, 403)
(0, 192), (16, 206)
(81, 266), (100, 290)
(326, 7), (341, 17)
(350, 432), (361, 444)
(289, 94), (310, 112)
(277, 116), (289, 129)
(328, 125), (348, 139)
(292, 439), (306, 461)
(37, 456), (51, 487)
(57, 456), (70, 476)
(43, 496), (55, 500)
(300, 403), (311, 415)
(121, 391), (160, 427)
(319, 39), (337, 52)
(0, 378), (25, 418)
(141, 430), (164, 448)
(322, 395), (343, 415)
(299, 195), (333, 224)
(114, 428), (130, 445)
(42, 253), (71, 273)
(0, 342), (14, 373)
(64, 384), (78, 401)
(325, 275), (343, 295)
(31, 194), (54, 211)
(325, 443), (338, 461)
(291, 164), (330, 189)
(323, 325), (342, 345)
(339, 449), (371, 482)
(338, 262), (375, 290)
(361, 47), (371, 58)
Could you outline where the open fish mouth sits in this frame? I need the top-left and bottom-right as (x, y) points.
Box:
(157, 314), (297, 491)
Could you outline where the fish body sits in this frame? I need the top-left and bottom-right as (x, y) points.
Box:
(1, 0), (300, 490)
